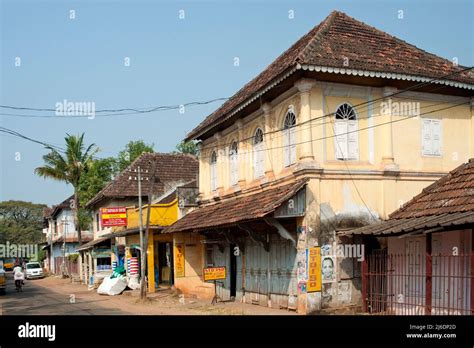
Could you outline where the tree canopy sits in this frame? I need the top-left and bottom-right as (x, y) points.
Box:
(0, 200), (46, 244)
(174, 141), (198, 156)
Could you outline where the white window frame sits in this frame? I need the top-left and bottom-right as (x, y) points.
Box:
(334, 103), (359, 161)
(253, 128), (265, 179)
(210, 151), (217, 191)
(229, 141), (239, 186)
(421, 118), (442, 157)
(283, 108), (297, 167)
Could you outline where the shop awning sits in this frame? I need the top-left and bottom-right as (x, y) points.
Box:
(100, 225), (163, 239)
(164, 180), (307, 233)
(340, 211), (474, 237)
(76, 237), (110, 251)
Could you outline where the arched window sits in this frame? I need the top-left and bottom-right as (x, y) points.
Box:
(229, 141), (238, 186)
(334, 103), (359, 160)
(253, 128), (264, 178)
(283, 109), (297, 166)
(210, 151), (217, 191)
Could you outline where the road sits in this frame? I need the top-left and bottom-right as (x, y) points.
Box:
(0, 272), (126, 315)
(0, 272), (297, 315)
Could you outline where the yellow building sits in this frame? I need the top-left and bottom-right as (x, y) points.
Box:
(79, 152), (198, 289)
(164, 11), (474, 314)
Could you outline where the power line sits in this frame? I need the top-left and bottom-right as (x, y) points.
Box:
(0, 97), (229, 118)
(197, 100), (469, 160)
(0, 127), (107, 160)
(197, 67), (473, 154)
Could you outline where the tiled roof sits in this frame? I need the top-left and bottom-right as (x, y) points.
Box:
(390, 159), (474, 219)
(85, 153), (198, 208)
(341, 212), (474, 236)
(42, 207), (53, 218)
(164, 180), (307, 233)
(344, 159), (474, 236)
(51, 195), (75, 218)
(187, 10), (474, 140)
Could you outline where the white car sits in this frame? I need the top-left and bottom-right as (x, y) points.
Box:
(25, 262), (44, 279)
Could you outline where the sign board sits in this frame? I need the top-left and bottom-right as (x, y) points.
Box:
(203, 266), (226, 282)
(101, 207), (127, 227)
(307, 247), (322, 292)
(174, 244), (185, 278)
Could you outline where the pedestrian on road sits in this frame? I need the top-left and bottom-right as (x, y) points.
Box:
(14, 267), (25, 291)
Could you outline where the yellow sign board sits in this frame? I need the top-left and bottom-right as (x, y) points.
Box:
(203, 266), (226, 282)
(307, 247), (322, 292)
(174, 244), (185, 278)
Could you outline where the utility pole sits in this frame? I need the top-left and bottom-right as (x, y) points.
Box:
(130, 166), (149, 300)
(61, 217), (69, 278)
(143, 160), (157, 299)
(49, 224), (53, 274)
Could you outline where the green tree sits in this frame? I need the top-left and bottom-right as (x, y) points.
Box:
(35, 133), (98, 245)
(0, 200), (46, 244)
(77, 157), (117, 231)
(116, 140), (154, 172)
(174, 141), (198, 156)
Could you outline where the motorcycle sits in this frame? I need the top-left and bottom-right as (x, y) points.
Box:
(15, 279), (23, 292)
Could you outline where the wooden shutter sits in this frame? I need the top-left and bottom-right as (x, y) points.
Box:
(289, 127), (296, 164)
(431, 120), (441, 156)
(257, 143), (265, 177)
(283, 129), (290, 167)
(230, 153), (238, 185)
(422, 119), (432, 155)
(210, 162), (217, 191)
(334, 122), (348, 159)
(347, 120), (359, 160)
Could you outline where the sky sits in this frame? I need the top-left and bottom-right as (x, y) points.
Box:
(1, 0), (473, 206)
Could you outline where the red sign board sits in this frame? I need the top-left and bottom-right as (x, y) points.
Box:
(100, 207), (127, 227)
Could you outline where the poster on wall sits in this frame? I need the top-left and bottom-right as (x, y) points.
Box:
(322, 255), (336, 283)
(307, 247), (322, 292)
(296, 249), (308, 282)
(174, 244), (185, 278)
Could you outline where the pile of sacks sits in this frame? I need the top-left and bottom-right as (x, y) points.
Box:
(97, 266), (127, 296)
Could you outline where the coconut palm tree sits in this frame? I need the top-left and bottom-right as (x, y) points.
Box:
(35, 133), (98, 245)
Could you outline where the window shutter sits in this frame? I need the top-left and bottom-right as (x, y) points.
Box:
(347, 120), (359, 160)
(210, 163), (217, 191)
(422, 119), (432, 155)
(230, 154), (238, 185)
(258, 143), (265, 177)
(289, 127), (296, 164)
(432, 120), (441, 156)
(334, 122), (348, 159)
(283, 129), (290, 167)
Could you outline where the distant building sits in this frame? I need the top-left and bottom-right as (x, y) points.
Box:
(42, 195), (92, 275)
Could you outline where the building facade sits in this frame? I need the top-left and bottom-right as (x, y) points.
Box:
(164, 11), (474, 313)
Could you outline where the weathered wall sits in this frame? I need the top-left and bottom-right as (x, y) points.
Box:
(173, 232), (214, 299)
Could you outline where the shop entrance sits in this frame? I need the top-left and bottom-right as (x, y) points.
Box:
(154, 241), (174, 287)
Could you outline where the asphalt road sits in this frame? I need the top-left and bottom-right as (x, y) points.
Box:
(0, 272), (125, 315)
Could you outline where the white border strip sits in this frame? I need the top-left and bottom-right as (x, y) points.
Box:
(296, 63), (474, 90)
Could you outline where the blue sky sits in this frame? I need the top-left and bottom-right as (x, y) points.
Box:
(1, 0), (473, 206)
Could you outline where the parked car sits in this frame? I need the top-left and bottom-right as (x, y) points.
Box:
(0, 267), (6, 294)
(25, 262), (44, 279)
